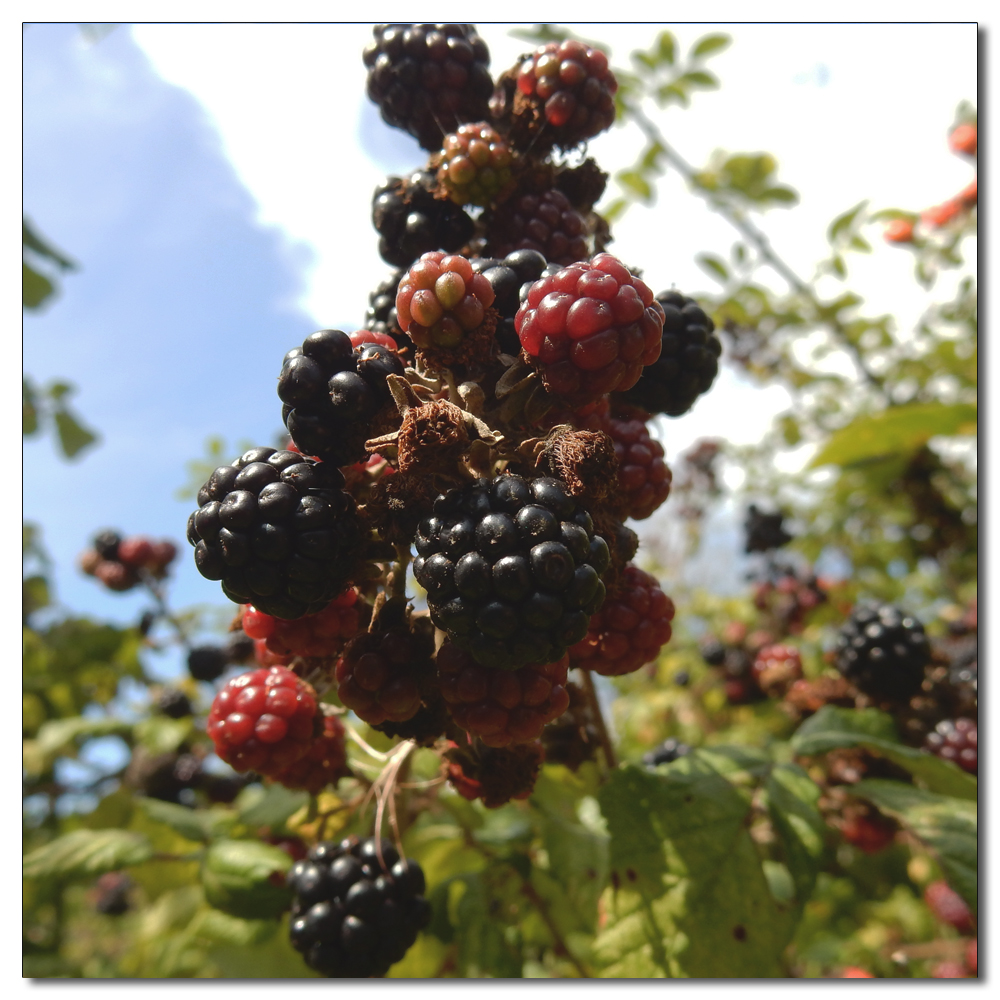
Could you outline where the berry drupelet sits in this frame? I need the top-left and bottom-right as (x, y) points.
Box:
(486, 188), (590, 266)
(436, 122), (514, 207)
(288, 836), (431, 977)
(923, 718), (977, 774)
(602, 412), (672, 521)
(269, 713), (350, 794)
(363, 24), (493, 151)
(242, 589), (361, 661)
(415, 473), (610, 670)
(187, 446), (364, 620)
(515, 253), (664, 405)
(278, 329), (405, 468)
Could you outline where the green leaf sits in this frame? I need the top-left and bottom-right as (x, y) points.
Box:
(764, 764), (826, 905)
(23, 715), (133, 777)
(691, 33), (731, 59)
(760, 185), (798, 205)
(617, 170), (653, 202)
(849, 234), (872, 252)
(679, 70), (718, 89)
(656, 31), (676, 65)
(23, 829), (153, 880)
(655, 82), (689, 108)
(134, 716), (192, 756)
(696, 253), (730, 283)
(593, 759), (792, 977)
(23, 218), (75, 270)
(23, 575), (50, 618)
(191, 907), (277, 947)
(809, 403), (977, 468)
(851, 780), (977, 914)
(237, 782), (310, 830)
(201, 840), (293, 920)
(52, 405), (99, 459)
(828, 200), (868, 242)
(138, 798), (235, 844)
(23, 378), (39, 435)
(792, 706), (978, 800)
(23, 261), (54, 309)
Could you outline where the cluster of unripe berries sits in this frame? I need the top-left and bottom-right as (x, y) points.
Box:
(79, 529), (177, 592)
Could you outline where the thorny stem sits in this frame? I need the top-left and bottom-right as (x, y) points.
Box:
(626, 103), (887, 397)
(579, 668), (617, 770)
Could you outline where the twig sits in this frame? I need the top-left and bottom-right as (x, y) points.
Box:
(579, 668), (617, 769)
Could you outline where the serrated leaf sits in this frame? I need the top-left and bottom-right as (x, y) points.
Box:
(138, 797), (235, 844)
(851, 780), (977, 913)
(201, 839), (292, 920)
(593, 760), (792, 977)
(23, 829), (153, 880)
(691, 33), (731, 59)
(696, 253), (730, 283)
(809, 403), (977, 469)
(792, 706), (977, 800)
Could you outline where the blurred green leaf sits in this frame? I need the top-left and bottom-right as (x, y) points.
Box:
(138, 798), (235, 844)
(679, 70), (718, 89)
(809, 403), (977, 468)
(23, 378), (39, 436)
(23, 262), (54, 309)
(617, 170), (653, 202)
(190, 907), (277, 947)
(764, 763), (826, 905)
(828, 200), (868, 242)
(23, 829), (153, 880)
(52, 405), (99, 459)
(656, 31), (676, 65)
(201, 840), (292, 920)
(135, 716), (192, 756)
(851, 780), (977, 914)
(691, 33), (731, 59)
(23, 715), (133, 777)
(23, 218), (75, 269)
(237, 783), (310, 830)
(696, 253), (730, 283)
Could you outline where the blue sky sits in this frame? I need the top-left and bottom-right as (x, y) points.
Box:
(22, 23), (979, 671)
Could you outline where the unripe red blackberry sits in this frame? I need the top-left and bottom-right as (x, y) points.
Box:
(615, 290), (721, 418)
(117, 536), (153, 569)
(839, 808), (897, 854)
(603, 413), (671, 520)
(372, 171), (475, 268)
(278, 330), (405, 468)
(242, 589), (362, 661)
(569, 564), (674, 676)
(436, 640), (570, 747)
(269, 713), (350, 794)
(395, 251), (497, 360)
(493, 39), (617, 152)
(95, 560), (138, 592)
(437, 122), (514, 207)
(752, 643), (803, 697)
(415, 473), (609, 670)
(187, 446), (364, 620)
(486, 188), (590, 266)
(443, 739), (544, 808)
(835, 602), (930, 703)
(363, 24), (493, 151)
(206, 665), (319, 775)
(515, 253), (664, 406)
(923, 718), (977, 774)
(335, 600), (437, 729)
(924, 879), (974, 933)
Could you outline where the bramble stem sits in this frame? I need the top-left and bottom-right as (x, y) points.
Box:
(580, 668), (617, 770)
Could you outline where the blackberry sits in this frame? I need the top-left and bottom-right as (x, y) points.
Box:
(642, 737), (691, 767)
(363, 24), (493, 151)
(414, 473), (609, 670)
(443, 739), (544, 808)
(472, 249), (548, 355)
(288, 836), (430, 978)
(436, 122), (514, 207)
(278, 330), (405, 468)
(206, 665), (319, 775)
(924, 718), (977, 774)
(835, 602), (930, 702)
(157, 688), (193, 719)
(486, 188), (590, 266)
(436, 640), (570, 747)
(94, 872), (132, 916)
(93, 529), (122, 561)
(224, 630), (255, 665)
(187, 446), (364, 619)
(372, 171), (474, 268)
(744, 504), (793, 553)
(242, 589), (362, 661)
(515, 253), (664, 406)
(752, 643), (803, 698)
(569, 564), (675, 677)
(364, 269), (408, 350)
(603, 413), (672, 521)
(540, 681), (600, 771)
(615, 290), (721, 418)
(187, 645), (228, 682)
(269, 713), (351, 795)
(924, 879), (975, 933)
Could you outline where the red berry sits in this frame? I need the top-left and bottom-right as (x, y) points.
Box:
(840, 812), (896, 854)
(206, 666), (319, 775)
(95, 560), (138, 592)
(959, 177), (977, 206)
(924, 718), (977, 774)
(752, 643), (804, 697)
(569, 564), (675, 676)
(931, 961), (967, 979)
(436, 641), (570, 747)
(840, 967), (875, 978)
(268, 713), (350, 794)
(884, 218), (914, 243)
(348, 329), (398, 351)
(242, 590), (361, 661)
(516, 254), (664, 405)
(437, 122), (514, 207)
(443, 740), (545, 809)
(966, 939), (977, 975)
(601, 414), (672, 520)
(116, 536), (154, 569)
(487, 188), (590, 266)
(922, 200), (963, 228)
(924, 880), (974, 934)
(949, 123), (977, 156)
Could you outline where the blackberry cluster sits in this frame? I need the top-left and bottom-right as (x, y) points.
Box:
(486, 188), (589, 266)
(372, 171), (475, 268)
(923, 718), (977, 774)
(516, 253), (665, 405)
(436, 640), (570, 747)
(642, 737), (691, 767)
(471, 249), (548, 355)
(436, 122), (513, 206)
(363, 24), (493, 151)
(364, 270), (407, 350)
(835, 602), (930, 702)
(288, 836), (431, 978)
(415, 473), (609, 669)
(187, 446), (363, 619)
(278, 330), (405, 468)
(80, 529), (177, 592)
(616, 290), (721, 418)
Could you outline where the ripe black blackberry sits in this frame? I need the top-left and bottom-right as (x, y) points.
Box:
(471, 249), (548, 354)
(187, 645), (228, 682)
(93, 529), (122, 561)
(643, 737), (691, 767)
(744, 504), (793, 553)
(414, 473), (609, 670)
(700, 638), (726, 667)
(288, 836), (431, 978)
(835, 602), (930, 702)
(363, 24), (493, 151)
(615, 290), (721, 418)
(187, 446), (363, 620)
(364, 269), (408, 350)
(278, 330), (405, 467)
(372, 171), (475, 268)
(157, 688), (193, 719)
